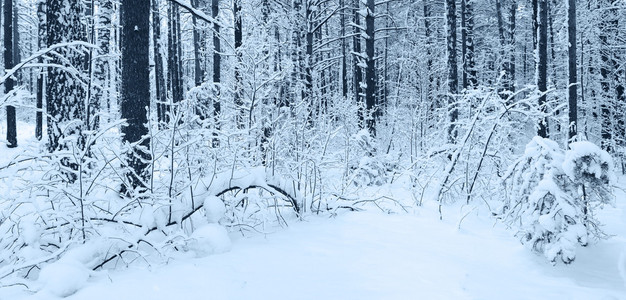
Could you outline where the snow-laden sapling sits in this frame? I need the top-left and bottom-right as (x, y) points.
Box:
(500, 137), (613, 264)
(349, 129), (393, 187)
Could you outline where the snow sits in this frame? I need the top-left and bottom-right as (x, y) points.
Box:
(203, 196), (226, 223)
(1, 124), (625, 300)
(187, 224), (232, 256)
(563, 141), (613, 183)
(3, 200), (623, 300)
(38, 260), (90, 298)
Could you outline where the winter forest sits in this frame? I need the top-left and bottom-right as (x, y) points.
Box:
(0, 0), (625, 298)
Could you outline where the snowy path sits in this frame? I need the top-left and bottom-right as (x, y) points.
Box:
(17, 205), (625, 300)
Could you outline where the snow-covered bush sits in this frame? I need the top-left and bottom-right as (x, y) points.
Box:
(501, 137), (613, 264)
(349, 129), (393, 187)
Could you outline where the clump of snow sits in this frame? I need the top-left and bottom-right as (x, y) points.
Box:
(563, 141), (613, 185)
(39, 260), (90, 297)
(187, 224), (231, 257)
(203, 196), (226, 223)
(501, 137), (613, 264)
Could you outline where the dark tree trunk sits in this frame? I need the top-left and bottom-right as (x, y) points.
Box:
(233, 0), (244, 129)
(496, 0), (514, 96)
(567, 0), (577, 142)
(152, 0), (166, 124)
(11, 0), (19, 83)
(92, 0), (112, 129)
(537, 0), (549, 138)
(191, 0), (204, 87)
(508, 0), (516, 94)
(532, 0), (538, 52)
(36, 1), (45, 141)
(120, 0), (151, 190)
(4, 0), (16, 148)
(305, 4), (313, 103)
(167, 2), (183, 113)
(423, 2), (436, 111)
(46, 0), (87, 153)
(365, 0), (376, 136)
(353, 0), (363, 127)
(340, 0), (347, 99)
(212, 0), (221, 143)
(446, 0), (458, 144)
(496, 0), (506, 90)
(465, 0), (476, 87)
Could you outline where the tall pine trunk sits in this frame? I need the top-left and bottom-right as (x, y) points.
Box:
(340, 0), (347, 99)
(365, 0), (376, 136)
(92, 0), (112, 129)
(567, 0), (577, 142)
(353, 0), (363, 126)
(233, 0), (244, 128)
(36, 1), (46, 140)
(446, 0), (458, 144)
(4, 0), (17, 148)
(537, 0), (549, 138)
(461, 0), (476, 90)
(120, 0), (151, 190)
(46, 0), (87, 153)
(152, 0), (166, 124)
(191, 0), (204, 87)
(212, 0), (221, 142)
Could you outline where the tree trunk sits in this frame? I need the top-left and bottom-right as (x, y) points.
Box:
(537, 0), (549, 138)
(92, 0), (112, 129)
(353, 0), (363, 127)
(446, 0), (458, 144)
(508, 0), (516, 94)
(4, 0), (16, 148)
(212, 0), (221, 144)
(191, 0), (204, 87)
(120, 0), (151, 190)
(305, 3), (313, 103)
(152, 0), (166, 124)
(233, 0), (244, 129)
(46, 0), (87, 153)
(36, 1), (46, 140)
(567, 0), (577, 142)
(365, 0), (376, 136)
(340, 0), (347, 99)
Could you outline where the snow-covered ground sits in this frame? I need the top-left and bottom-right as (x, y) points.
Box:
(2, 122), (626, 300)
(3, 201), (623, 300)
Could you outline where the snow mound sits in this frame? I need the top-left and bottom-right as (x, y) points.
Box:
(188, 224), (232, 257)
(39, 260), (90, 297)
(203, 196), (226, 223)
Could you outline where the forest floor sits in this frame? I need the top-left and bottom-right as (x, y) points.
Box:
(2, 121), (626, 300)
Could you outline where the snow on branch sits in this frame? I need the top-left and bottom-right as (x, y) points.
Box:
(0, 41), (96, 87)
